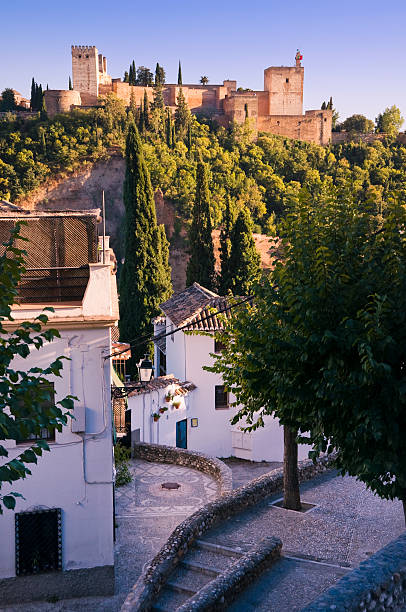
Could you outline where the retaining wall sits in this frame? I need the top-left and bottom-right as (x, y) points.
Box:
(302, 532), (406, 612)
(132, 442), (233, 495)
(121, 451), (336, 611)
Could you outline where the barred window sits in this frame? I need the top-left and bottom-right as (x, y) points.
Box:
(215, 385), (229, 410)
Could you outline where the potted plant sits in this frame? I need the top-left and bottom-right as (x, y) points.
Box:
(153, 413), (160, 422)
(172, 396), (182, 409)
(159, 406), (168, 414)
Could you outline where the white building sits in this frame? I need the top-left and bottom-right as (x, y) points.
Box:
(0, 207), (118, 604)
(129, 283), (310, 462)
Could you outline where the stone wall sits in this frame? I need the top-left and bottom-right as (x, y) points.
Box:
(132, 442), (233, 495)
(121, 452), (336, 611)
(257, 109), (332, 145)
(264, 66), (304, 116)
(44, 90), (81, 117)
(302, 533), (406, 611)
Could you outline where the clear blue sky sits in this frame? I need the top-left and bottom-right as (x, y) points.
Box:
(1, 0), (405, 124)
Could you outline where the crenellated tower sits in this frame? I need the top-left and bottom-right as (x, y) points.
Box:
(71, 45), (100, 103)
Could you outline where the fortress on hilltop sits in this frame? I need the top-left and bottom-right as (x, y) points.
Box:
(44, 46), (332, 145)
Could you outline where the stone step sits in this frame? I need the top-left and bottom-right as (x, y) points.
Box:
(195, 538), (243, 558)
(167, 564), (212, 595)
(180, 558), (221, 577)
(151, 586), (190, 612)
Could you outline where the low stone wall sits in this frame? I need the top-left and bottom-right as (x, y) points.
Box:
(176, 536), (282, 612)
(121, 452), (336, 612)
(302, 533), (406, 612)
(132, 442), (233, 495)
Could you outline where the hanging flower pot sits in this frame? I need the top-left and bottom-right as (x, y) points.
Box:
(172, 397), (182, 409)
(165, 394), (173, 403)
(153, 413), (160, 422)
(159, 406), (168, 414)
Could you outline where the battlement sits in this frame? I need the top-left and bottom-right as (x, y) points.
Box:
(71, 45), (97, 54)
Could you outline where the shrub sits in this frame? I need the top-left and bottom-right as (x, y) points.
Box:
(114, 442), (133, 487)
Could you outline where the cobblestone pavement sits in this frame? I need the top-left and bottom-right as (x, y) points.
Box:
(1, 459), (219, 612)
(222, 457), (282, 489)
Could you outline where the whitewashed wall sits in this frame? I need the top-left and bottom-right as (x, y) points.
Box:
(0, 328), (114, 579)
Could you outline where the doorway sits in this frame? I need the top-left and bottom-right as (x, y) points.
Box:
(176, 419), (187, 449)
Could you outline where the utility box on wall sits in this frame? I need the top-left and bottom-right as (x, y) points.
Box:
(71, 405), (86, 433)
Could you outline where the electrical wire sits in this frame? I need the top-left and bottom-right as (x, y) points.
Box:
(105, 295), (253, 361)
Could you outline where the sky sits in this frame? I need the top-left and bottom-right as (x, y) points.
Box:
(1, 0), (405, 124)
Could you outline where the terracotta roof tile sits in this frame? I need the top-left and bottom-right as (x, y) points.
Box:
(160, 283), (218, 327)
(127, 375), (196, 397)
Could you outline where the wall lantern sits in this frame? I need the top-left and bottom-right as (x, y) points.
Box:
(111, 354), (154, 399)
(138, 354), (154, 384)
(191, 418), (199, 428)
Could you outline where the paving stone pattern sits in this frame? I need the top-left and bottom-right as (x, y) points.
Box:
(1, 460), (219, 612)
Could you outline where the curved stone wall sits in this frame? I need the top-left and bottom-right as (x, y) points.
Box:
(132, 442), (233, 495)
(44, 90), (81, 117)
(121, 452), (336, 611)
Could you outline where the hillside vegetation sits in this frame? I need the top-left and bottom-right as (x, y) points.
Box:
(1, 94), (406, 235)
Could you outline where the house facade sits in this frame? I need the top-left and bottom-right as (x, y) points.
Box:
(0, 207), (118, 604)
(128, 283), (310, 462)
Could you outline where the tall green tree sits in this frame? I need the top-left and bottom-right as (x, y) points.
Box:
(178, 61), (183, 86)
(0, 89), (16, 112)
(342, 114), (375, 133)
(119, 123), (172, 373)
(155, 63), (166, 85)
(228, 208), (261, 295)
(143, 90), (150, 130)
(68, 76), (73, 90)
(209, 188), (406, 518)
(137, 66), (153, 86)
(376, 105), (404, 138)
(174, 87), (190, 139)
(186, 158), (215, 289)
(218, 195), (234, 294)
(30, 78), (36, 109)
(0, 224), (75, 513)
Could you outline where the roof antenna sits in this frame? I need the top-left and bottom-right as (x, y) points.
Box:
(102, 190), (106, 264)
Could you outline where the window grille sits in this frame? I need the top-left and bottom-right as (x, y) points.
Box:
(215, 385), (229, 410)
(15, 508), (62, 575)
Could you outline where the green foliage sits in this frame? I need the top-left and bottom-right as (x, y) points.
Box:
(114, 442), (132, 486)
(376, 105), (404, 138)
(200, 76), (209, 85)
(119, 123), (172, 373)
(228, 208), (261, 295)
(0, 224), (75, 513)
(178, 61), (183, 86)
(341, 114), (375, 134)
(186, 158), (215, 289)
(0, 89), (16, 112)
(174, 87), (190, 140)
(137, 66), (154, 87)
(68, 77), (73, 91)
(155, 63), (166, 86)
(209, 187), (406, 509)
(218, 195), (234, 294)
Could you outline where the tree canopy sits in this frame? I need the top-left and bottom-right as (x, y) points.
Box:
(376, 105), (404, 138)
(209, 186), (406, 519)
(341, 114), (375, 133)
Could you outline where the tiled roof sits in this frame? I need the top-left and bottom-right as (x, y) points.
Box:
(160, 283), (218, 327)
(111, 341), (131, 360)
(127, 375), (196, 397)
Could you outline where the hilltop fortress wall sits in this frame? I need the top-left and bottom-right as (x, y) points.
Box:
(46, 46), (332, 146)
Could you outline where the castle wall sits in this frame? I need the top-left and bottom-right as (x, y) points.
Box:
(224, 93), (258, 124)
(44, 90), (82, 117)
(257, 109), (332, 146)
(72, 46), (99, 98)
(264, 66), (304, 116)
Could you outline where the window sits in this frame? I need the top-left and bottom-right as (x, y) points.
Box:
(286, 78), (289, 83)
(16, 383), (56, 444)
(78, 54), (82, 58)
(215, 385), (229, 410)
(159, 349), (166, 376)
(15, 508), (62, 575)
(214, 338), (225, 353)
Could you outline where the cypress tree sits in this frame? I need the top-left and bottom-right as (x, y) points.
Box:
(175, 87), (190, 139)
(123, 71), (129, 83)
(186, 158), (215, 289)
(132, 60), (137, 85)
(177, 60), (183, 86)
(69, 76), (73, 90)
(30, 78), (36, 109)
(143, 90), (150, 130)
(228, 208), (261, 295)
(155, 62), (165, 86)
(171, 123), (176, 148)
(40, 92), (47, 121)
(119, 122), (172, 373)
(187, 121), (193, 152)
(139, 100), (144, 133)
(218, 195), (234, 294)
(321, 101), (326, 110)
(166, 109), (172, 147)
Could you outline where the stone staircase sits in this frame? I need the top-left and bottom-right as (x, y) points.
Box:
(152, 538), (244, 611)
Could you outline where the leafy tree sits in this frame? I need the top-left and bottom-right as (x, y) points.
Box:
(342, 114), (374, 133)
(376, 105), (404, 138)
(0, 224), (75, 513)
(218, 195), (234, 294)
(136, 66), (153, 87)
(123, 71), (129, 83)
(178, 61), (183, 86)
(119, 122), (172, 373)
(0, 89), (16, 112)
(209, 188), (406, 518)
(200, 76), (209, 85)
(68, 77), (73, 90)
(228, 208), (261, 295)
(186, 158), (215, 289)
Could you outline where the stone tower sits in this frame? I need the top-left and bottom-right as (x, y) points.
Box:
(71, 45), (99, 104)
(263, 50), (304, 116)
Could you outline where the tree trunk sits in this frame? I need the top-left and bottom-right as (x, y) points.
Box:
(283, 426), (302, 511)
